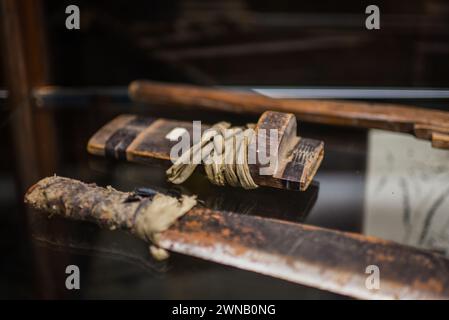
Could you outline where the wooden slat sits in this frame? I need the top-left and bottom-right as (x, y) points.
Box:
(129, 80), (449, 149)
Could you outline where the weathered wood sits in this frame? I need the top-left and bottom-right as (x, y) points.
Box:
(1, 0), (40, 189)
(1, 0), (58, 187)
(88, 111), (324, 191)
(129, 80), (449, 149)
(24, 176), (449, 299)
(24, 176), (196, 253)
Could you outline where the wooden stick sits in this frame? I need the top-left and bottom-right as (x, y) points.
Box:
(129, 80), (449, 149)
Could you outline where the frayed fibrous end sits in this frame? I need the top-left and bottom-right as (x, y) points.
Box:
(25, 176), (71, 215)
(24, 175), (197, 260)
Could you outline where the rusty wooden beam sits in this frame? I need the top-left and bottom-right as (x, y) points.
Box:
(25, 176), (449, 299)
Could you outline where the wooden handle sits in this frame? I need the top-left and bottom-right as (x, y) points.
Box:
(87, 112), (324, 191)
(129, 80), (449, 149)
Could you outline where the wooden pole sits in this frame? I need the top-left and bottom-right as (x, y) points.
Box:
(130, 80), (449, 149)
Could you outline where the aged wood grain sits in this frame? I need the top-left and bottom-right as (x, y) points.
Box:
(129, 80), (449, 149)
(24, 176), (449, 299)
(87, 111), (324, 191)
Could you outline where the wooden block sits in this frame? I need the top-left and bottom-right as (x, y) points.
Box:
(87, 111), (324, 191)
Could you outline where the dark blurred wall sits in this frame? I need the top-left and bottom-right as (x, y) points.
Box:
(42, 0), (449, 86)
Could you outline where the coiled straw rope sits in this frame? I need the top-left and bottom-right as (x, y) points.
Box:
(166, 122), (259, 189)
